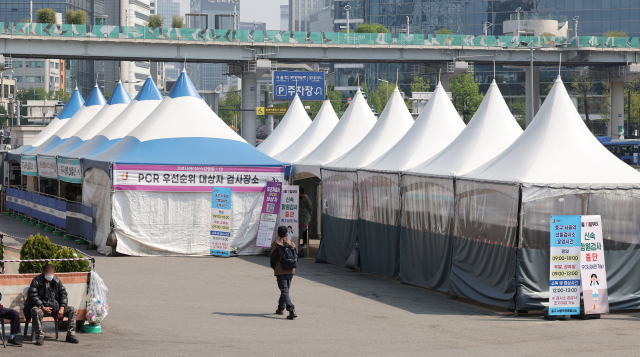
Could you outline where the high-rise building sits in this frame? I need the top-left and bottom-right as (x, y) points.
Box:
(290, 0), (337, 31)
(281, 5), (289, 31)
(150, 0), (181, 91)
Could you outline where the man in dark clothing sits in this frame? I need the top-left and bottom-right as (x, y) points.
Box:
(271, 226), (297, 320)
(25, 264), (79, 345)
(0, 292), (22, 346)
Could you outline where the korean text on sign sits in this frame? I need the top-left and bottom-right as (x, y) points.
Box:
(210, 187), (232, 257)
(549, 215), (581, 315)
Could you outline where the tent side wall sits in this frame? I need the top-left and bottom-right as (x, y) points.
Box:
(357, 171), (401, 279)
(450, 179), (520, 308)
(399, 174), (455, 292)
(83, 167), (113, 255)
(316, 169), (358, 266)
(516, 185), (640, 310)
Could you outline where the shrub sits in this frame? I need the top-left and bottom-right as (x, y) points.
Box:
(36, 8), (57, 24)
(52, 247), (89, 273)
(18, 234), (88, 273)
(436, 28), (453, 35)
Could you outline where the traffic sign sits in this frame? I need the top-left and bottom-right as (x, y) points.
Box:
(256, 107), (265, 115)
(273, 71), (325, 101)
(256, 107), (288, 115)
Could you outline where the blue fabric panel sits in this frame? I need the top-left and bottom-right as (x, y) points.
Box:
(167, 71), (201, 99)
(7, 149), (29, 163)
(24, 191), (32, 218)
(56, 199), (66, 229)
(24, 136), (65, 156)
(39, 136), (86, 157)
(17, 190), (25, 214)
(106, 83), (132, 105)
(61, 136), (119, 160)
(6, 188), (15, 211)
(32, 193), (41, 221)
(134, 77), (163, 101)
(82, 205), (94, 241)
(84, 85), (107, 107)
(66, 202), (83, 237)
(57, 89), (85, 119)
(45, 196), (56, 225)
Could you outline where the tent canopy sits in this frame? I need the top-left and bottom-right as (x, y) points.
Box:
(39, 82), (131, 157)
(84, 70), (286, 173)
(464, 76), (640, 187)
(274, 100), (339, 164)
(293, 89), (377, 179)
(409, 80), (523, 176)
(26, 84), (106, 156)
(326, 87), (414, 170)
(257, 95), (312, 157)
(363, 82), (465, 172)
(7, 87), (84, 162)
(61, 76), (163, 160)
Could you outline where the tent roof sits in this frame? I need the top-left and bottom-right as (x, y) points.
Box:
(39, 83), (131, 157)
(292, 89), (377, 179)
(326, 87), (414, 170)
(26, 85), (106, 156)
(463, 76), (640, 187)
(363, 82), (465, 172)
(84, 71), (285, 172)
(408, 80), (523, 177)
(257, 95), (312, 157)
(9, 88), (85, 160)
(274, 100), (339, 164)
(61, 79), (162, 159)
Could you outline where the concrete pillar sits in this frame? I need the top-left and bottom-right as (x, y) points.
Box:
(525, 66), (539, 127)
(241, 73), (258, 146)
(611, 81), (625, 139)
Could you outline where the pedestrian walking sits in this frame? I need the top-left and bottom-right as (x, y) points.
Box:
(270, 226), (298, 319)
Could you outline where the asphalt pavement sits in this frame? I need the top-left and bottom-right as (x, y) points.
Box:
(1, 215), (639, 356)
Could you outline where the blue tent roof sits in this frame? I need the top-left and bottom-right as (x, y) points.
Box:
(57, 88), (84, 119)
(134, 77), (164, 101)
(85, 84), (107, 107)
(106, 82), (132, 105)
(168, 70), (201, 99)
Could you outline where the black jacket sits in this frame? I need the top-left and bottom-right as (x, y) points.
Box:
(24, 274), (68, 313)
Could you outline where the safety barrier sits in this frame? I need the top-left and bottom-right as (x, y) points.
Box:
(2, 22), (639, 49)
(3, 187), (95, 245)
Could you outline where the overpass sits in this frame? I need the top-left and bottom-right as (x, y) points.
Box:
(2, 22), (640, 143)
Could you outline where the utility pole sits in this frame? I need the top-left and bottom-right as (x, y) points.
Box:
(406, 16), (410, 35)
(344, 5), (351, 35)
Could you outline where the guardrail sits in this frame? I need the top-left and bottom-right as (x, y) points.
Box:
(2, 22), (639, 49)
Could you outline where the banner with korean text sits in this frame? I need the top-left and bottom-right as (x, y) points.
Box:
(278, 185), (299, 245)
(210, 187), (232, 257)
(112, 164), (285, 192)
(37, 156), (58, 179)
(255, 181), (282, 248)
(20, 156), (37, 176)
(549, 215), (581, 315)
(58, 158), (82, 183)
(580, 215), (609, 314)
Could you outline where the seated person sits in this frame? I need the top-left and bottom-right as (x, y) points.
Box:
(0, 292), (22, 346)
(24, 264), (79, 345)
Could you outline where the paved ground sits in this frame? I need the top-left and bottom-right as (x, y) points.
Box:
(1, 215), (640, 356)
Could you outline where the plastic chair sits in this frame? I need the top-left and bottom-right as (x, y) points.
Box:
(22, 287), (59, 341)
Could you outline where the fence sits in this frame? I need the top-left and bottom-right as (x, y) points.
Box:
(3, 187), (96, 245)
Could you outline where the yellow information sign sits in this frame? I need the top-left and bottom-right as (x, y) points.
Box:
(256, 107), (265, 115)
(255, 107), (288, 116)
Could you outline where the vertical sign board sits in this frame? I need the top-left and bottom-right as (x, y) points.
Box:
(580, 215), (609, 314)
(255, 182), (282, 248)
(549, 215), (581, 315)
(272, 71), (325, 101)
(38, 156), (58, 179)
(278, 185), (299, 245)
(20, 156), (37, 176)
(210, 187), (232, 257)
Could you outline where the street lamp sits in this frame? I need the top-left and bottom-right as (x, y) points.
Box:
(378, 78), (389, 101)
(520, 40), (536, 124)
(344, 5), (351, 35)
(502, 81), (512, 110)
(515, 7), (522, 38)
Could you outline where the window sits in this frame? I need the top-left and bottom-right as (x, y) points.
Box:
(26, 61), (44, 68)
(13, 62), (22, 68)
(55, 77), (59, 83)
(26, 76), (43, 83)
(14, 76), (22, 83)
(50, 62), (55, 68)
(50, 76), (54, 83)
(55, 63), (59, 69)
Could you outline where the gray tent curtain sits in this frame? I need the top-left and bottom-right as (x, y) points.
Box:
(357, 171), (402, 279)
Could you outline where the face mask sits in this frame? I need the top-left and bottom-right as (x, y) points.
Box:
(44, 274), (54, 281)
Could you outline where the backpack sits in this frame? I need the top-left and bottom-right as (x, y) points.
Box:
(280, 243), (298, 270)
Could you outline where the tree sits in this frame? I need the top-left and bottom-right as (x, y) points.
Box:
(36, 8), (57, 24)
(570, 67), (595, 127)
(369, 81), (397, 114)
(600, 82), (611, 122)
(19, 18), (30, 23)
(16, 87), (70, 116)
(172, 15), (184, 28)
(436, 28), (453, 35)
(303, 83), (345, 119)
(450, 73), (484, 123)
(410, 76), (431, 93)
(218, 87), (241, 126)
(104, 91), (112, 100)
(65, 10), (87, 25)
(540, 32), (556, 37)
(356, 23), (388, 33)
(146, 14), (164, 28)
(603, 30), (627, 37)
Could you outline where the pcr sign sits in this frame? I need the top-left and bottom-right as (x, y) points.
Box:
(272, 71), (325, 101)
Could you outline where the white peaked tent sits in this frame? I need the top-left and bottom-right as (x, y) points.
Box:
(396, 80), (522, 291)
(345, 82), (466, 278)
(274, 100), (339, 164)
(318, 87), (414, 269)
(6, 88), (84, 163)
(83, 70), (287, 256)
(292, 89), (377, 180)
(257, 95), (312, 157)
(449, 77), (640, 310)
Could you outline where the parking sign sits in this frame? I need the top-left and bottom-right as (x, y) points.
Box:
(272, 71), (325, 101)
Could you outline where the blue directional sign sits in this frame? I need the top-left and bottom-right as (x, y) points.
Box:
(272, 71), (325, 101)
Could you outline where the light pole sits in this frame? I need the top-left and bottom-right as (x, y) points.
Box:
(344, 5), (351, 35)
(520, 40), (536, 123)
(483, 22), (492, 36)
(378, 78), (389, 101)
(502, 81), (512, 109)
(515, 7), (522, 38)
(406, 16), (410, 35)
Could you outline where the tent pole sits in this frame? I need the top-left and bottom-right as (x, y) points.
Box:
(512, 184), (524, 315)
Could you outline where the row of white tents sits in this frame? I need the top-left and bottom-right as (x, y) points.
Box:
(6, 71), (289, 257)
(259, 76), (640, 311)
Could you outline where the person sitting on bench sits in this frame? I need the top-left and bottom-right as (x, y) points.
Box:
(25, 264), (79, 345)
(0, 292), (22, 346)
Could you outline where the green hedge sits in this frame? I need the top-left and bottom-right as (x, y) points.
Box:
(19, 234), (89, 274)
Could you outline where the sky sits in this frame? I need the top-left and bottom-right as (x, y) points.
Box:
(176, 0), (288, 30)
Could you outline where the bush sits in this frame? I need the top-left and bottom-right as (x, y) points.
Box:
(65, 10), (87, 25)
(36, 8), (57, 24)
(436, 28), (453, 35)
(18, 234), (89, 273)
